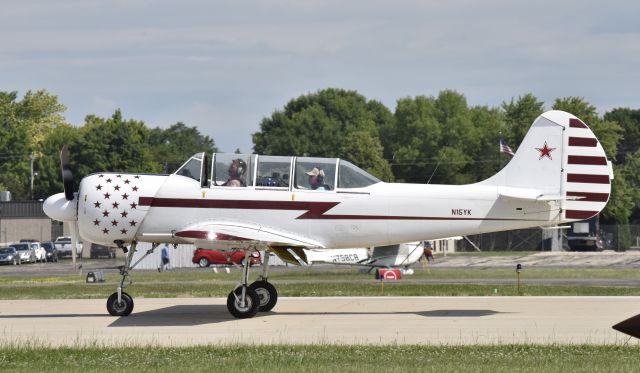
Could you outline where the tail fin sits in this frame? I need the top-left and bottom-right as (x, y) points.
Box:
(481, 110), (613, 221)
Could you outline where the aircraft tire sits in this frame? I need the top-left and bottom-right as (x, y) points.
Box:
(227, 286), (260, 319)
(106, 292), (134, 316)
(249, 280), (278, 312)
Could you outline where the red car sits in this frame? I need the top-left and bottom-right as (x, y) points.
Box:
(192, 248), (261, 268)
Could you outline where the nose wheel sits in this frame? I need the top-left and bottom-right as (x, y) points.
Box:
(105, 241), (161, 317)
(107, 292), (134, 316)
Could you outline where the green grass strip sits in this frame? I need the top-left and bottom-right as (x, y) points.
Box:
(1, 282), (640, 300)
(0, 344), (638, 373)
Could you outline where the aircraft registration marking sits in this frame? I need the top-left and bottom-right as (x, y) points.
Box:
(451, 209), (471, 216)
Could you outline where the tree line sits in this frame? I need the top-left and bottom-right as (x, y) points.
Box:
(2, 88), (640, 234)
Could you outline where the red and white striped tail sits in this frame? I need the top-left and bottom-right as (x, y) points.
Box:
(481, 110), (613, 222)
(561, 114), (612, 221)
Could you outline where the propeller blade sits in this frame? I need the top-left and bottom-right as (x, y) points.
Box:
(60, 145), (74, 201)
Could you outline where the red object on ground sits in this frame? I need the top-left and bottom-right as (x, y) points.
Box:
(192, 248), (261, 267)
(377, 268), (402, 280)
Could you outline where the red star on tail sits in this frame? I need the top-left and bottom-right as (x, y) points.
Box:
(536, 141), (556, 160)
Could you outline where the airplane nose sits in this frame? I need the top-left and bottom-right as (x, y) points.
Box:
(43, 192), (78, 222)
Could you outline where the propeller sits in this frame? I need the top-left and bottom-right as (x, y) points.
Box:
(60, 145), (75, 201)
(59, 145), (80, 269)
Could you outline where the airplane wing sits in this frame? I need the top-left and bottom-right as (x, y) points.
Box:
(173, 222), (325, 249)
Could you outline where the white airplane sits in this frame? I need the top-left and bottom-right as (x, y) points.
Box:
(304, 242), (425, 271)
(43, 110), (612, 318)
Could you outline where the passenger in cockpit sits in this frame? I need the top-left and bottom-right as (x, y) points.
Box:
(222, 159), (247, 187)
(306, 167), (331, 190)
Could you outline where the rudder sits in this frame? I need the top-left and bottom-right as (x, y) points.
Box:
(481, 110), (613, 222)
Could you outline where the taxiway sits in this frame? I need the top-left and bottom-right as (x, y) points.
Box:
(0, 296), (638, 346)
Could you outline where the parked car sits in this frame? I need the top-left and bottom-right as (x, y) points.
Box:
(90, 243), (117, 259)
(0, 247), (21, 265)
(54, 236), (83, 258)
(12, 243), (35, 263)
(192, 248), (261, 268)
(40, 241), (58, 262)
(29, 242), (47, 262)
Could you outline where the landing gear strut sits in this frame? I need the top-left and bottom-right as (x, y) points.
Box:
(227, 248), (278, 318)
(106, 241), (160, 316)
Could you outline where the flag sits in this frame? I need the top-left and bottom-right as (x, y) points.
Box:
(500, 137), (515, 156)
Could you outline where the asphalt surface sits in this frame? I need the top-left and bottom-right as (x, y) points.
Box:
(0, 296), (638, 346)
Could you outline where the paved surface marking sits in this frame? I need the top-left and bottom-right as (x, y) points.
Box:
(0, 297), (639, 346)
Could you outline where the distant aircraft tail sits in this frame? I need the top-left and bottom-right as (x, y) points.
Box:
(481, 110), (613, 221)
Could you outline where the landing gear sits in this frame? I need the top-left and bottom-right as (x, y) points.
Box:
(227, 249), (278, 318)
(249, 251), (277, 312)
(106, 241), (160, 317)
(227, 286), (260, 318)
(107, 291), (134, 316)
(249, 281), (277, 312)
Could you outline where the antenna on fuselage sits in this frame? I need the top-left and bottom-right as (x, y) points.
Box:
(426, 161), (440, 184)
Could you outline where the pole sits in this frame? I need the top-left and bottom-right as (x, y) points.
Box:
(29, 153), (35, 200)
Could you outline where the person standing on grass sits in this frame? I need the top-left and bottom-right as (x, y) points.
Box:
(158, 243), (171, 272)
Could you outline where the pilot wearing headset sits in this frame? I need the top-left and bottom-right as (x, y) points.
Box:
(223, 159), (247, 187)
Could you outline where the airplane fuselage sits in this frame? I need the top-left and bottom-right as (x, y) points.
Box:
(76, 172), (560, 249)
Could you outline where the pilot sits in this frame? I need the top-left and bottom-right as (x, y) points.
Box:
(223, 159), (247, 187)
(306, 167), (331, 190)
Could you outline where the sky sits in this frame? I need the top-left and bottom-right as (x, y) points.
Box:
(1, 0), (639, 153)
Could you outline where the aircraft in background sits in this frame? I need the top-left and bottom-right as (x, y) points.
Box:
(302, 242), (425, 274)
(43, 111), (613, 319)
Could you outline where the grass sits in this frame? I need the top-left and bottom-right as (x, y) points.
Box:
(0, 344), (639, 372)
(1, 266), (640, 299)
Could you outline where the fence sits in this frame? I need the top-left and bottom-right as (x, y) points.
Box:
(457, 225), (640, 252)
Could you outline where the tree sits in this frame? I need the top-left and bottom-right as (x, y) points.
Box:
(0, 90), (69, 199)
(34, 124), (81, 199)
(252, 88), (394, 181)
(604, 108), (640, 163)
(553, 97), (622, 159)
(339, 131), (394, 181)
(253, 88), (392, 157)
(149, 122), (218, 173)
(75, 110), (158, 178)
(501, 94), (544, 148)
(386, 90), (495, 184)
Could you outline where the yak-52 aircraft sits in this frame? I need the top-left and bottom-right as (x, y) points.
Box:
(43, 110), (613, 319)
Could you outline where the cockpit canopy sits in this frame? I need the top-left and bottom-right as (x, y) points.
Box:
(174, 153), (382, 190)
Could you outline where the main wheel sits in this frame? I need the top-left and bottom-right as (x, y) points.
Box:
(226, 286), (259, 319)
(249, 280), (278, 312)
(198, 257), (209, 268)
(106, 292), (134, 316)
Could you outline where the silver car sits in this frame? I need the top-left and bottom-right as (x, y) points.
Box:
(11, 243), (35, 263)
(0, 247), (21, 265)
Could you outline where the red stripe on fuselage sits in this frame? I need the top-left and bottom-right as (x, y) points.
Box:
(138, 197), (547, 221)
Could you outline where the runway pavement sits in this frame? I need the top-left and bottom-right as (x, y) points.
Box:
(0, 296), (639, 346)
